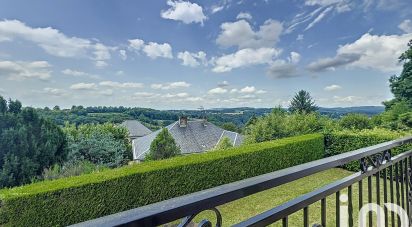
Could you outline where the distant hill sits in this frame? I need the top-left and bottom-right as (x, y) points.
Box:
(208, 106), (385, 118)
(318, 106), (385, 118)
(37, 105), (385, 132)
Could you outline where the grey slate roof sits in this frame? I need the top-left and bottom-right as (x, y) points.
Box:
(121, 120), (152, 138)
(132, 120), (243, 160)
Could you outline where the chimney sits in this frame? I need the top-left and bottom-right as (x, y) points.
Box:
(179, 116), (188, 127)
(202, 117), (207, 126)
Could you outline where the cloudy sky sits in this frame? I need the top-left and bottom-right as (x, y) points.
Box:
(0, 0), (411, 109)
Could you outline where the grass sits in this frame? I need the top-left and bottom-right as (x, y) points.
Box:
(181, 168), (407, 227)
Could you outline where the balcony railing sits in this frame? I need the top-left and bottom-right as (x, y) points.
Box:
(72, 136), (412, 227)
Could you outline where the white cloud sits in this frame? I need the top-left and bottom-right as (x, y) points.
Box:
(43, 87), (66, 96)
(0, 20), (111, 66)
(287, 1), (351, 33)
(211, 5), (224, 14)
(216, 19), (283, 49)
(0, 60), (52, 80)
(128, 39), (145, 51)
(213, 47), (280, 72)
(324, 84), (342, 91)
(177, 51), (207, 67)
(267, 60), (299, 79)
(208, 87), (228, 94)
(70, 83), (97, 90)
(305, 0), (352, 13)
(304, 6), (334, 31)
(333, 95), (361, 104)
(99, 89), (114, 96)
(95, 60), (108, 68)
(297, 34), (304, 41)
(217, 81), (229, 88)
(116, 70), (124, 76)
(236, 12), (252, 20)
(161, 0), (206, 25)
(143, 42), (173, 59)
(119, 49), (127, 60)
(230, 88), (238, 93)
(128, 38), (173, 59)
(186, 96), (203, 102)
(289, 52), (301, 64)
(133, 92), (159, 99)
(398, 19), (412, 33)
(61, 69), (99, 79)
(99, 81), (143, 88)
(239, 86), (256, 93)
(151, 81), (191, 90)
(256, 90), (267, 94)
(307, 53), (361, 72)
(307, 33), (412, 73)
(62, 69), (88, 77)
(162, 92), (189, 98)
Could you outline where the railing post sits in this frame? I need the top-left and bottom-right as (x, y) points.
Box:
(408, 161), (412, 226)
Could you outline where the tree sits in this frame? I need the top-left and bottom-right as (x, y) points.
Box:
(8, 99), (22, 114)
(214, 137), (233, 150)
(288, 90), (318, 114)
(245, 111), (329, 143)
(339, 113), (372, 130)
(386, 40), (412, 108)
(53, 105), (60, 111)
(221, 122), (239, 132)
(146, 128), (180, 160)
(0, 102), (67, 188)
(63, 123), (131, 167)
(0, 96), (7, 114)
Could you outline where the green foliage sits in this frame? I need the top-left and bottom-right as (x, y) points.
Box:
(41, 161), (107, 181)
(378, 101), (412, 130)
(63, 123), (131, 167)
(325, 128), (412, 171)
(386, 40), (412, 107)
(288, 90), (318, 113)
(221, 122), (239, 132)
(7, 99), (21, 114)
(214, 137), (233, 150)
(146, 128), (181, 160)
(0, 97), (67, 188)
(399, 112), (412, 128)
(245, 110), (333, 143)
(0, 96), (6, 114)
(338, 113), (372, 130)
(0, 134), (324, 226)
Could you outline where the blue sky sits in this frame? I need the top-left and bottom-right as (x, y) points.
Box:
(0, 0), (411, 109)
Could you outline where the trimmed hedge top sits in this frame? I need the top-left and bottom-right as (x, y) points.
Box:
(0, 133), (323, 200)
(0, 134), (324, 226)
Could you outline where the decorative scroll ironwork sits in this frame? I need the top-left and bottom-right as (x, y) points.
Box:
(409, 167), (412, 225)
(178, 208), (222, 227)
(360, 150), (391, 172)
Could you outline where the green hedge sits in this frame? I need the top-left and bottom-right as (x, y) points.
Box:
(325, 128), (412, 171)
(0, 134), (324, 226)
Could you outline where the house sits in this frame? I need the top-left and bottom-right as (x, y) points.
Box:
(120, 120), (152, 140)
(132, 117), (243, 161)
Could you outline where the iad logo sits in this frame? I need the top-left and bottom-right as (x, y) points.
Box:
(339, 194), (409, 227)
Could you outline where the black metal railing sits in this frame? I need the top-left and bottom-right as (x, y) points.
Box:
(73, 136), (412, 227)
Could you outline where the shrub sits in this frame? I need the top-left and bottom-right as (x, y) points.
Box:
(63, 123), (131, 167)
(214, 137), (233, 150)
(338, 113), (372, 130)
(245, 111), (333, 143)
(325, 128), (412, 171)
(0, 134), (324, 226)
(146, 128), (181, 161)
(41, 161), (107, 181)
